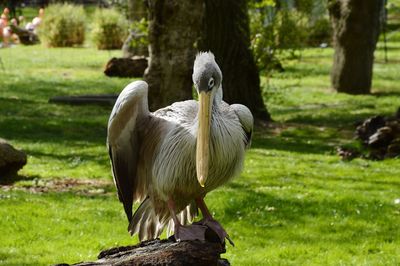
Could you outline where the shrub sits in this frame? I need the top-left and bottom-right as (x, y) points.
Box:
(307, 17), (332, 46)
(91, 8), (129, 50)
(274, 10), (309, 51)
(122, 18), (149, 57)
(38, 4), (86, 47)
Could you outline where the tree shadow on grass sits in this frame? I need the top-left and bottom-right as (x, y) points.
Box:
(0, 116), (108, 145)
(24, 148), (109, 166)
(0, 74), (123, 146)
(2, 72), (125, 99)
(304, 174), (400, 191)
(251, 134), (335, 155)
(373, 90), (400, 98)
(217, 182), (398, 244)
(0, 174), (37, 185)
(285, 110), (379, 128)
(282, 65), (330, 78)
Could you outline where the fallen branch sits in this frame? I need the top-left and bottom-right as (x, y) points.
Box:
(57, 238), (229, 266)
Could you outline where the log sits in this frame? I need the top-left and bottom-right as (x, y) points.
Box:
(0, 138), (27, 179)
(104, 57), (148, 78)
(56, 238), (230, 266)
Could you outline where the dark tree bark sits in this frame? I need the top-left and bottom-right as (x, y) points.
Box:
(56, 239), (230, 266)
(199, 0), (271, 121)
(329, 0), (383, 94)
(144, 0), (204, 111)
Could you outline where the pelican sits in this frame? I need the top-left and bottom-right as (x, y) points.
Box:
(107, 52), (253, 244)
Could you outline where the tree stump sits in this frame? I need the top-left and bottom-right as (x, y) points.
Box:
(57, 238), (230, 266)
(104, 57), (148, 78)
(0, 138), (27, 178)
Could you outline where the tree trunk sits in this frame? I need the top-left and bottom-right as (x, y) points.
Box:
(56, 239), (230, 266)
(329, 0), (383, 94)
(199, 0), (271, 121)
(144, 0), (204, 111)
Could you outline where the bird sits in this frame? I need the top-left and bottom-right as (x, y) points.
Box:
(107, 52), (253, 244)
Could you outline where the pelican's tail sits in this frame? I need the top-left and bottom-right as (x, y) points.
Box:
(128, 198), (198, 241)
(128, 198), (163, 241)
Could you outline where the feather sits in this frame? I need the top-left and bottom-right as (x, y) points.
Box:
(108, 52), (253, 242)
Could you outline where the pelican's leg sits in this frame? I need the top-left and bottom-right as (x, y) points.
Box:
(167, 199), (207, 241)
(196, 198), (235, 246)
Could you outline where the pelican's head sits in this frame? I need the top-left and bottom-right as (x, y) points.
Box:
(192, 52), (222, 188)
(192, 52), (222, 95)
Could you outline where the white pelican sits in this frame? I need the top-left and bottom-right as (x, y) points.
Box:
(107, 52), (253, 244)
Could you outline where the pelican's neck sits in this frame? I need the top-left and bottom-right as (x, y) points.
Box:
(214, 86), (223, 105)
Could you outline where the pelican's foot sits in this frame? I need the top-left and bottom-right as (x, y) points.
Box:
(198, 218), (235, 246)
(174, 224), (207, 242)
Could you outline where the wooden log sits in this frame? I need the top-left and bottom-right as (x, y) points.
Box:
(104, 57), (148, 78)
(56, 238), (230, 266)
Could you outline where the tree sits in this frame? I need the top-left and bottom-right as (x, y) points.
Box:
(127, 0), (146, 21)
(328, 0), (383, 94)
(144, 0), (204, 111)
(199, 0), (271, 121)
(144, 0), (271, 121)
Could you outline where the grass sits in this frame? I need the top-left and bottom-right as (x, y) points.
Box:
(0, 42), (400, 265)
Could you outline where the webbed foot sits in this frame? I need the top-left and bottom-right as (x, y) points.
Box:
(199, 218), (234, 246)
(174, 224), (207, 242)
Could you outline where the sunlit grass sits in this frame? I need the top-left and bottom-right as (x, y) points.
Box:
(0, 43), (399, 265)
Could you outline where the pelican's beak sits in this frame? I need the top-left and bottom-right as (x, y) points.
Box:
(196, 91), (212, 187)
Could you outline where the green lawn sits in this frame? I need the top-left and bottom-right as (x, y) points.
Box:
(0, 44), (399, 265)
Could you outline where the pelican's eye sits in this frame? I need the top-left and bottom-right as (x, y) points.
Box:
(208, 78), (215, 90)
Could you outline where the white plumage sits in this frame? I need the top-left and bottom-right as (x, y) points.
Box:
(107, 52), (253, 243)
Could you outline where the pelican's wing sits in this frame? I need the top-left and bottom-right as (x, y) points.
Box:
(231, 104), (254, 148)
(107, 80), (149, 221)
(153, 100), (198, 124)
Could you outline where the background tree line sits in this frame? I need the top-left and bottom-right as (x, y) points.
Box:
(127, 0), (385, 121)
(11, 0), (386, 120)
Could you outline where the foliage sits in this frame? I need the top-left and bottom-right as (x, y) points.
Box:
(249, 0), (331, 73)
(0, 43), (400, 265)
(294, 0), (315, 14)
(91, 8), (129, 50)
(38, 4), (86, 47)
(250, 0), (276, 8)
(250, 4), (275, 73)
(103, 0), (129, 17)
(274, 10), (309, 51)
(124, 18), (149, 57)
(307, 17), (332, 46)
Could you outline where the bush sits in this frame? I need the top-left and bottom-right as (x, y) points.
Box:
(91, 8), (129, 50)
(307, 17), (332, 46)
(274, 10), (309, 51)
(38, 4), (86, 47)
(122, 18), (149, 57)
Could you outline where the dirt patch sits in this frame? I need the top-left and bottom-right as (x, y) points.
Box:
(0, 178), (114, 196)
